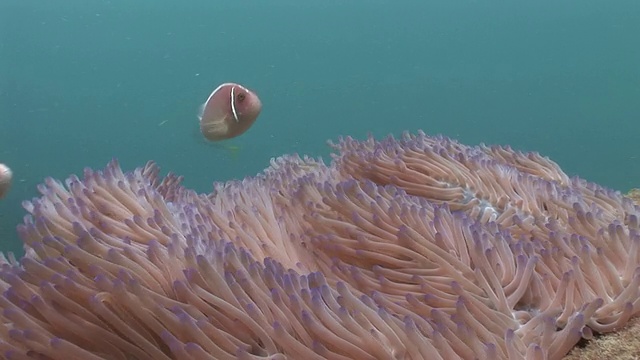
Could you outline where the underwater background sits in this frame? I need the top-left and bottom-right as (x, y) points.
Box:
(0, 0), (639, 255)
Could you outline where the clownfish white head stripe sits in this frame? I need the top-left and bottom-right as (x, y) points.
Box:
(230, 86), (239, 123)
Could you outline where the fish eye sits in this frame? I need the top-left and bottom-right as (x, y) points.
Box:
(236, 93), (246, 102)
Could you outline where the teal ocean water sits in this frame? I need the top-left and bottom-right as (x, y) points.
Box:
(1, 0), (639, 255)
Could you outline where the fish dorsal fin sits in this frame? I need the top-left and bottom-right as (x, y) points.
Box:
(200, 83), (234, 122)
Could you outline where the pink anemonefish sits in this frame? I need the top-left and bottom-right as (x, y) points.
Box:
(198, 82), (262, 141)
(0, 163), (12, 199)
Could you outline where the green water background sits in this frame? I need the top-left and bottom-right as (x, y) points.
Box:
(1, 0), (639, 254)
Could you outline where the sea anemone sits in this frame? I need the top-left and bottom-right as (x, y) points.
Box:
(1, 130), (639, 359)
